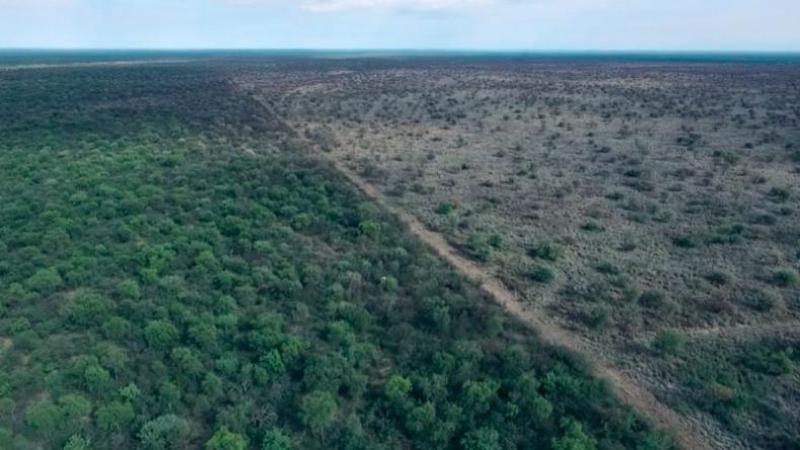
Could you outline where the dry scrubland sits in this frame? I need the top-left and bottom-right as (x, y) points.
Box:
(237, 58), (800, 449)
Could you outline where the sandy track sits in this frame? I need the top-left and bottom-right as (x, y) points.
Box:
(684, 320), (800, 340)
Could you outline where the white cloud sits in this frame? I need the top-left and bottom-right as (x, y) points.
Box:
(303, 0), (493, 12)
(227, 0), (496, 12)
(0, 0), (78, 6)
(303, 0), (494, 12)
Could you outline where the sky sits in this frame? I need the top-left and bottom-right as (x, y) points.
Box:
(1, 0), (799, 51)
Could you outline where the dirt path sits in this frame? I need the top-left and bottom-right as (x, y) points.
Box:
(246, 92), (741, 450)
(684, 320), (800, 340)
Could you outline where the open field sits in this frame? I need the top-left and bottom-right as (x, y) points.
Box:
(235, 56), (800, 449)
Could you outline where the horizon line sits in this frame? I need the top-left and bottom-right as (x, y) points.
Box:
(2, 48), (800, 54)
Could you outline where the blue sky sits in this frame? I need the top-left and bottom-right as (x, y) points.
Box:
(1, 0), (798, 51)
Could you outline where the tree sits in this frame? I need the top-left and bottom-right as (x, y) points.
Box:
(300, 391), (338, 433)
(58, 394), (91, 433)
(384, 375), (412, 403)
(552, 420), (597, 450)
(84, 364), (111, 391)
(120, 383), (142, 404)
(69, 291), (111, 326)
(117, 279), (141, 300)
(96, 401), (135, 432)
(405, 402), (435, 436)
(138, 414), (194, 450)
(25, 401), (62, 438)
(261, 428), (292, 450)
(206, 428), (248, 450)
(145, 320), (179, 350)
(63, 435), (91, 450)
(461, 380), (499, 415)
(461, 427), (501, 450)
(25, 268), (63, 294)
(358, 221), (381, 239)
(260, 349), (286, 377)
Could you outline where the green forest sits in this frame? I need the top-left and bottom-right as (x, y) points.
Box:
(0, 63), (672, 449)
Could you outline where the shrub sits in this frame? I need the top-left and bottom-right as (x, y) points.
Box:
(358, 221), (381, 239)
(705, 271), (732, 287)
(705, 382), (735, 401)
(467, 235), (494, 262)
(742, 288), (783, 312)
(487, 234), (504, 249)
(746, 348), (794, 376)
(772, 269), (799, 288)
(652, 329), (686, 356)
(436, 203), (455, 215)
(528, 242), (564, 262)
(638, 290), (667, 308)
(595, 262), (620, 275)
(767, 187), (791, 203)
(672, 235), (697, 249)
(581, 221), (604, 232)
(529, 266), (555, 284)
(587, 304), (612, 330)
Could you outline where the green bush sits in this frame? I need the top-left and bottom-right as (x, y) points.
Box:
(638, 290), (667, 308)
(595, 262), (620, 275)
(705, 270), (732, 287)
(581, 221), (604, 232)
(772, 269), (799, 288)
(300, 391), (338, 433)
(767, 187), (791, 203)
(587, 304), (612, 330)
(436, 202), (456, 215)
(672, 235), (697, 249)
(206, 428), (248, 450)
(25, 268), (63, 294)
(529, 266), (555, 284)
(467, 234), (494, 262)
(652, 330), (686, 356)
(528, 242), (564, 262)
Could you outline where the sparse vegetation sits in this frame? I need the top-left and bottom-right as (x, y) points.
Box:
(250, 55), (800, 450)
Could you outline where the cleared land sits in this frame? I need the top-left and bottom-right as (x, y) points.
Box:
(236, 57), (800, 449)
